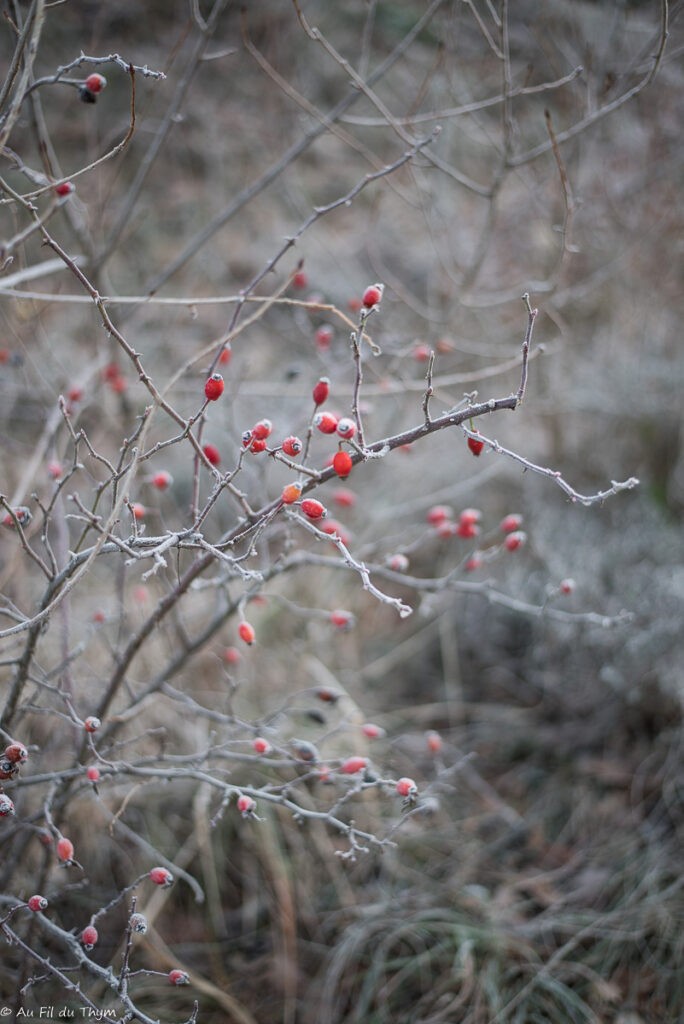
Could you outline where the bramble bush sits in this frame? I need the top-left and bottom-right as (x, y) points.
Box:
(1, 2), (681, 1022)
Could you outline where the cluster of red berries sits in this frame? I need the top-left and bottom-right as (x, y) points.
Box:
(0, 741), (28, 803)
(241, 418), (272, 454)
(427, 505), (481, 539)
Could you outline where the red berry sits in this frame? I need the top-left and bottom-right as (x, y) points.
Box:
(281, 436), (303, 457)
(131, 503), (145, 520)
(169, 966), (191, 983)
(169, 969), (190, 986)
(499, 513), (523, 534)
(223, 646), (241, 665)
(0, 794), (15, 816)
(218, 344), (232, 365)
(332, 487), (356, 507)
(396, 777), (417, 798)
(362, 284), (383, 308)
(459, 508), (482, 526)
(92, 609), (106, 623)
(84, 716), (100, 733)
(336, 417), (356, 440)
(204, 373), (224, 401)
(282, 482), (303, 504)
(455, 520), (480, 539)
(464, 554), (483, 572)
(314, 411), (338, 434)
(28, 895), (48, 912)
(426, 730), (442, 753)
(559, 577), (575, 595)
(321, 519), (351, 544)
(252, 419), (273, 441)
(84, 72), (107, 93)
(412, 342), (431, 362)
(301, 498), (326, 520)
(86, 766), (100, 782)
(312, 377), (330, 406)
(341, 756), (368, 775)
(361, 723), (385, 740)
(504, 530), (527, 552)
(67, 386), (83, 403)
(81, 925), (98, 950)
(54, 181), (75, 197)
(436, 520), (456, 539)
(202, 443), (221, 466)
(249, 438), (267, 454)
(4, 742), (28, 764)
(57, 837), (74, 863)
(426, 505), (452, 526)
(292, 270), (308, 290)
(238, 621), (255, 645)
(253, 737), (271, 755)
(329, 609), (355, 630)
(151, 470), (173, 490)
(237, 793), (256, 816)
(467, 433), (485, 457)
(149, 866), (173, 887)
(315, 325), (333, 350)
(388, 553), (409, 572)
(332, 451), (353, 479)
(241, 430), (253, 448)
(47, 460), (63, 480)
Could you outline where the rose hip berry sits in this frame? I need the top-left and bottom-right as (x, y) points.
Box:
(504, 530), (527, 552)
(252, 419), (273, 441)
(54, 181), (75, 197)
(0, 794), (15, 816)
(330, 609), (355, 630)
(86, 766), (100, 783)
(312, 377), (330, 406)
(202, 443), (221, 466)
(56, 837), (74, 863)
(237, 794), (257, 816)
(455, 520), (480, 539)
(151, 470), (173, 490)
(315, 325), (334, 350)
(129, 913), (148, 934)
(4, 742), (28, 764)
(281, 482), (303, 504)
(169, 969), (190, 986)
(81, 925), (98, 950)
(426, 505), (452, 526)
(499, 513), (523, 533)
(467, 433), (485, 457)
(362, 284), (383, 308)
(28, 895), (48, 912)
(301, 498), (326, 520)
(396, 777), (417, 798)
(292, 270), (308, 290)
(149, 866), (174, 887)
(238, 622), (256, 645)
(249, 438), (267, 453)
(253, 737), (271, 755)
(341, 756), (368, 774)
(314, 411), (338, 434)
(84, 716), (100, 733)
(336, 417), (356, 440)
(2, 506), (32, 528)
(426, 730), (443, 753)
(361, 723), (385, 740)
(282, 436), (303, 457)
(204, 373), (224, 401)
(85, 73), (107, 93)
(559, 578), (575, 595)
(332, 451), (353, 479)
